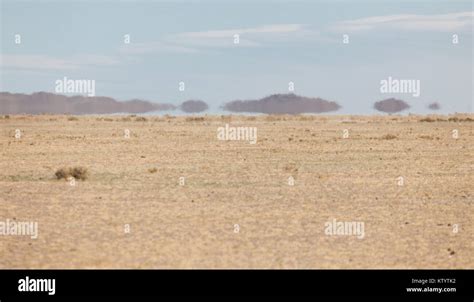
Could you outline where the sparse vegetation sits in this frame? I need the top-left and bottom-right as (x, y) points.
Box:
(135, 116), (148, 122)
(148, 168), (158, 173)
(265, 115), (286, 122)
(55, 167), (88, 180)
(419, 135), (434, 140)
(185, 116), (205, 122)
(298, 115), (314, 121)
(67, 116), (79, 121)
(380, 134), (398, 140)
(419, 117), (436, 122)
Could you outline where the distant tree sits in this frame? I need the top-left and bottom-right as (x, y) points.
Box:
(374, 98), (410, 114)
(180, 100), (208, 113)
(427, 102), (441, 110)
(222, 93), (341, 114)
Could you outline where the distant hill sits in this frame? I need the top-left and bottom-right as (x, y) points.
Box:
(0, 92), (176, 114)
(374, 98), (410, 114)
(222, 93), (341, 114)
(180, 100), (209, 113)
(428, 102), (441, 110)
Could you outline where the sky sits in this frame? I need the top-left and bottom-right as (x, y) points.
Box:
(0, 0), (473, 114)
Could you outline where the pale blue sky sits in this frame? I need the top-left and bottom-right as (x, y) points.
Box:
(1, 0), (473, 114)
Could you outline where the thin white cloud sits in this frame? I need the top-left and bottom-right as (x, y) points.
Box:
(0, 54), (120, 70)
(179, 24), (304, 39)
(120, 24), (309, 54)
(119, 41), (199, 55)
(333, 11), (474, 32)
(172, 24), (306, 48)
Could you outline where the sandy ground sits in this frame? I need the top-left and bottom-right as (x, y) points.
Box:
(0, 114), (472, 268)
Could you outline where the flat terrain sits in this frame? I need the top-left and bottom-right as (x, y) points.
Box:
(0, 114), (473, 268)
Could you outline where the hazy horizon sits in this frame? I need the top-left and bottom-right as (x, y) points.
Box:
(1, 0), (473, 114)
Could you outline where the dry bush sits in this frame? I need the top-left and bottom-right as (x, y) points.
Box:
(148, 168), (158, 173)
(103, 118), (114, 122)
(67, 116), (79, 121)
(419, 135), (434, 140)
(55, 168), (70, 180)
(380, 134), (398, 140)
(135, 116), (147, 122)
(185, 116), (205, 122)
(419, 117), (436, 122)
(120, 117), (132, 122)
(450, 117), (474, 122)
(4, 115), (10, 119)
(71, 167), (88, 180)
(55, 166), (88, 180)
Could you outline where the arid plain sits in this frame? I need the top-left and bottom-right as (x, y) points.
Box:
(0, 114), (473, 268)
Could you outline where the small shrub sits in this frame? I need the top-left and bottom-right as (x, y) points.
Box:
(135, 117), (147, 122)
(71, 167), (88, 180)
(380, 134), (397, 140)
(67, 116), (79, 121)
(185, 116), (205, 122)
(4, 115), (10, 119)
(55, 168), (70, 180)
(419, 135), (433, 140)
(55, 166), (88, 180)
(419, 117), (436, 122)
(148, 168), (158, 173)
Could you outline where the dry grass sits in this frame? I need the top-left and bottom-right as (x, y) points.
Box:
(1, 113), (472, 269)
(185, 116), (205, 122)
(380, 134), (398, 140)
